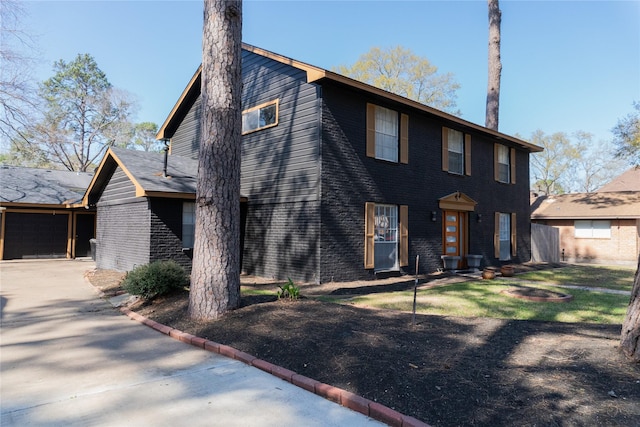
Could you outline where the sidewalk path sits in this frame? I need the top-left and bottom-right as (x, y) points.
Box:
(491, 276), (632, 295)
(0, 259), (385, 427)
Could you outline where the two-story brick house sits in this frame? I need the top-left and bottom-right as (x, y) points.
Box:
(84, 43), (542, 283)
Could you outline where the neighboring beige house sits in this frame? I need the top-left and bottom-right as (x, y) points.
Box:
(531, 167), (640, 265)
(597, 166), (640, 192)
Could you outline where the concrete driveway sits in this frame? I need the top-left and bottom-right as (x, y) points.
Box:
(0, 259), (385, 426)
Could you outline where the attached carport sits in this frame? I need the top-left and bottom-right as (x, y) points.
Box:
(0, 166), (95, 260)
(2, 210), (69, 259)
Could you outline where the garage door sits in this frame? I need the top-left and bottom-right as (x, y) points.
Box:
(3, 212), (69, 259)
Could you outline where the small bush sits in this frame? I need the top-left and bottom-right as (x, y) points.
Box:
(277, 278), (300, 300)
(122, 260), (189, 299)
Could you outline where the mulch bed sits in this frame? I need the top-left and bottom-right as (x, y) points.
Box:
(88, 269), (640, 427)
(502, 286), (574, 303)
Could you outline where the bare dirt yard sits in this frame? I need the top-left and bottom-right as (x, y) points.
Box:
(87, 267), (640, 427)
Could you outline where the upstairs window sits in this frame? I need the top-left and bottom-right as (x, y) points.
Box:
(366, 103), (409, 164)
(442, 127), (471, 175)
(495, 143), (516, 184)
(448, 129), (464, 174)
(497, 144), (510, 183)
(375, 106), (398, 162)
(242, 99), (279, 134)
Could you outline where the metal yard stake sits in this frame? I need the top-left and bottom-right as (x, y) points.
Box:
(412, 255), (419, 326)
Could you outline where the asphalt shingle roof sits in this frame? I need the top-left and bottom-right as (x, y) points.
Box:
(597, 166), (640, 192)
(531, 191), (640, 219)
(0, 165), (93, 205)
(108, 147), (198, 195)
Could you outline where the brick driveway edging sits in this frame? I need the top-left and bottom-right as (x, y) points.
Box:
(119, 306), (431, 427)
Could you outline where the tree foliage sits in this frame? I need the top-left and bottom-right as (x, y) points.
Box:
(0, 0), (38, 143)
(127, 122), (163, 152)
(530, 130), (580, 195)
(26, 54), (134, 171)
(529, 130), (624, 195)
(612, 102), (640, 165)
(334, 46), (461, 114)
(5, 54), (135, 171)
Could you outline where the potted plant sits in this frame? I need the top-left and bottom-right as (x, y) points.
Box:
(500, 265), (514, 277)
(440, 255), (461, 270)
(466, 254), (482, 270)
(482, 267), (496, 280)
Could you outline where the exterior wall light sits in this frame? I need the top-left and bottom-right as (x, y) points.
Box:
(431, 211), (437, 222)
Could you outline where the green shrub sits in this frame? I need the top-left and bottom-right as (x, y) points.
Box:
(122, 260), (189, 299)
(277, 278), (300, 300)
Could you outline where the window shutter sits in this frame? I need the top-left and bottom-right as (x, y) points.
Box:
(494, 212), (500, 258)
(400, 114), (409, 164)
(511, 212), (517, 256)
(364, 202), (375, 268)
(399, 205), (409, 267)
(510, 148), (516, 184)
(494, 143), (500, 181)
(366, 104), (376, 158)
(441, 127), (449, 171)
(464, 134), (472, 176)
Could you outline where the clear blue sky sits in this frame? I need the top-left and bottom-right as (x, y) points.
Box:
(23, 0), (639, 145)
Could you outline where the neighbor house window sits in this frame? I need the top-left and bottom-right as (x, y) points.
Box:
(242, 99), (279, 134)
(442, 127), (471, 175)
(364, 202), (408, 270)
(494, 143), (516, 184)
(575, 220), (611, 239)
(182, 202), (196, 248)
(494, 212), (516, 260)
(366, 103), (409, 164)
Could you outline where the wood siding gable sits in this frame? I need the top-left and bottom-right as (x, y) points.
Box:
(169, 49), (322, 205)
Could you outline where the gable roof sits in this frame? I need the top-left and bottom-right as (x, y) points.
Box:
(0, 165), (93, 207)
(157, 43), (543, 154)
(83, 147), (199, 206)
(531, 192), (640, 220)
(597, 166), (640, 192)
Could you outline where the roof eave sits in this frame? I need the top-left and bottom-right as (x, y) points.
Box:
(314, 70), (541, 152)
(0, 201), (75, 209)
(157, 42), (543, 153)
(82, 148), (146, 206)
(156, 65), (202, 141)
(532, 215), (640, 220)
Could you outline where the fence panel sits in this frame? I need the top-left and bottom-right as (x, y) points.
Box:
(531, 223), (560, 263)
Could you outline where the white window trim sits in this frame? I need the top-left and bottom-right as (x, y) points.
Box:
(374, 105), (399, 163)
(447, 128), (464, 175)
(574, 220), (611, 239)
(497, 144), (510, 183)
(374, 204), (399, 271)
(499, 213), (511, 261)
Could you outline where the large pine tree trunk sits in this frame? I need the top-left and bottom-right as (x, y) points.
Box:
(485, 0), (502, 131)
(621, 255), (640, 362)
(188, 0), (242, 320)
